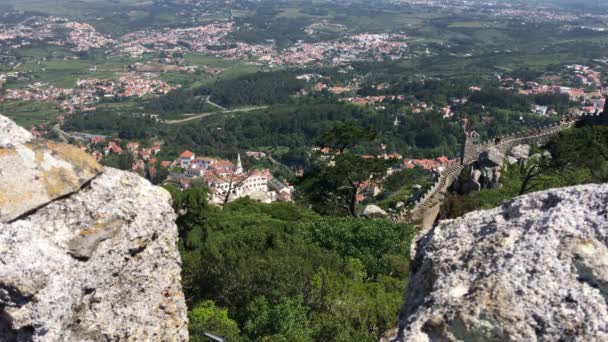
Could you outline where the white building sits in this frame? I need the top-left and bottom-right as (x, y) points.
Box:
(176, 150), (278, 204)
(179, 150), (195, 168)
(206, 169), (273, 204)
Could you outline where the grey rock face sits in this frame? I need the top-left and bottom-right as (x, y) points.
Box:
(0, 115), (188, 341)
(0, 114), (32, 147)
(530, 152), (543, 161)
(479, 147), (505, 167)
(363, 204), (389, 218)
(510, 144), (530, 160)
(480, 167), (502, 188)
(506, 156), (518, 165)
(396, 184), (608, 342)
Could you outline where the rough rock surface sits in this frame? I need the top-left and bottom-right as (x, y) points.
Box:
(363, 204), (389, 218)
(480, 166), (501, 189)
(479, 147), (505, 168)
(509, 144), (530, 160)
(506, 156), (518, 165)
(397, 184), (608, 342)
(0, 117), (103, 223)
(0, 115), (32, 148)
(0, 115), (188, 341)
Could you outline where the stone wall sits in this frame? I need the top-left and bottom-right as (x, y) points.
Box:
(396, 119), (575, 228)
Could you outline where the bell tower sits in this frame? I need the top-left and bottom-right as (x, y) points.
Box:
(235, 153), (244, 174)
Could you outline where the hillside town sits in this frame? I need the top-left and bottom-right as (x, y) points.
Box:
(0, 16), (115, 52)
(0, 15), (409, 68)
(1, 72), (176, 113)
(113, 23), (409, 66)
(75, 134), (294, 205)
(504, 64), (607, 115)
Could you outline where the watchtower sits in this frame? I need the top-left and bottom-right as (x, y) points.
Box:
(460, 130), (480, 164)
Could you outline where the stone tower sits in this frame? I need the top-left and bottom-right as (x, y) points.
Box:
(460, 130), (480, 164)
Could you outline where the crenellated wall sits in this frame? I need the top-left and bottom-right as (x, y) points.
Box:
(394, 118), (578, 228)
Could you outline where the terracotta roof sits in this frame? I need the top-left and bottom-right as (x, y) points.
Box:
(180, 150), (194, 158)
(436, 156), (449, 164)
(211, 160), (235, 170)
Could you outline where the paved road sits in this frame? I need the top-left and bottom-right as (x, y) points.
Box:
(205, 97), (227, 111)
(161, 105), (268, 125)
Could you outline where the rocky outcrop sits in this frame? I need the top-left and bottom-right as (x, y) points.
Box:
(479, 147), (505, 168)
(454, 147), (505, 193)
(456, 144), (536, 194)
(363, 204), (389, 218)
(509, 144), (530, 160)
(396, 184), (608, 341)
(0, 115), (188, 341)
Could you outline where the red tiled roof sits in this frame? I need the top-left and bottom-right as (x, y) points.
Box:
(436, 156), (449, 164)
(180, 150), (194, 158)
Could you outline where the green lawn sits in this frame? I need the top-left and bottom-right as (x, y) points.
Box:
(12, 57), (131, 88)
(276, 7), (325, 19)
(183, 54), (242, 68)
(447, 21), (502, 29)
(0, 101), (64, 127)
(181, 54), (267, 87)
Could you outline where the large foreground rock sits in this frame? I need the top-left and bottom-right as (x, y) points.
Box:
(396, 184), (608, 341)
(0, 117), (103, 223)
(0, 115), (188, 341)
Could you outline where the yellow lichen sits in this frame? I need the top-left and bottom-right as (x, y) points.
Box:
(0, 190), (34, 209)
(42, 166), (80, 197)
(0, 148), (17, 157)
(35, 150), (44, 164)
(43, 141), (103, 176)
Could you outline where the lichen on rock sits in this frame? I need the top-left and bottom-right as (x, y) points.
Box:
(396, 184), (608, 342)
(0, 117), (104, 222)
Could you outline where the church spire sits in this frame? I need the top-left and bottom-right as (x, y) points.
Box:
(236, 153), (243, 174)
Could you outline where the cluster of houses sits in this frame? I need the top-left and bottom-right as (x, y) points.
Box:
(520, 83), (606, 115)
(339, 95), (406, 105)
(171, 150), (293, 204)
(111, 22), (275, 60)
(263, 33), (409, 66)
(83, 137), (164, 175)
(567, 64), (602, 87)
(112, 21), (410, 67)
(1, 73), (176, 114)
(360, 149), (456, 173)
(499, 65), (607, 116)
(0, 16), (114, 52)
